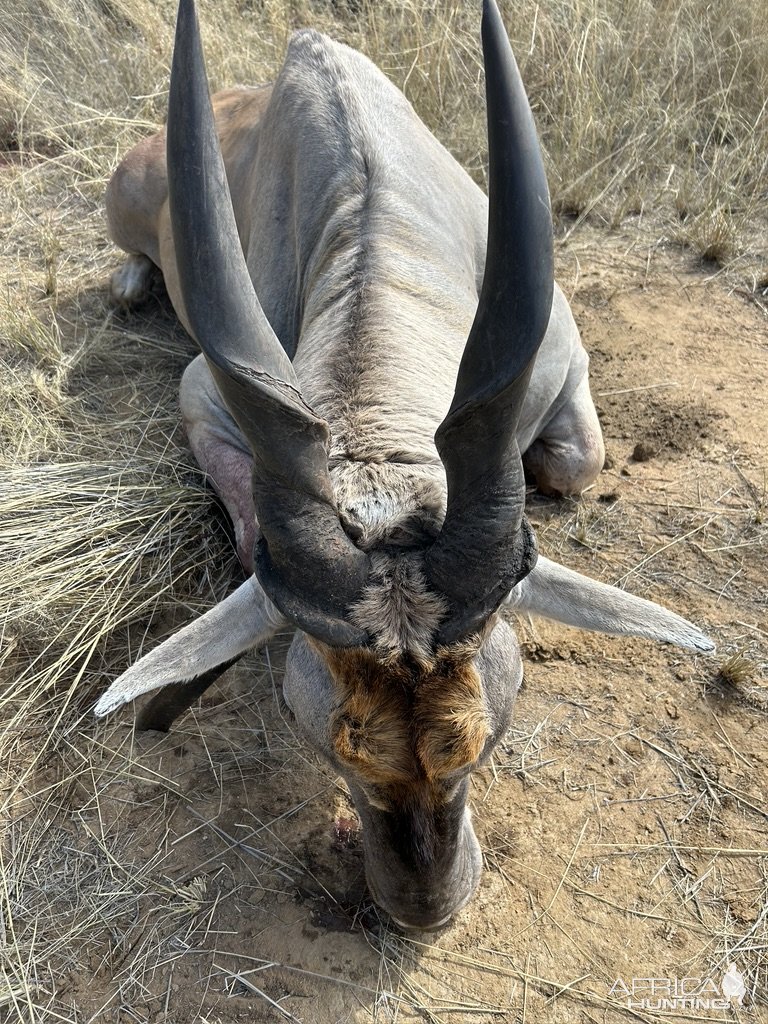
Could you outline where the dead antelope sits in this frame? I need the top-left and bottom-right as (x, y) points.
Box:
(97, 0), (712, 931)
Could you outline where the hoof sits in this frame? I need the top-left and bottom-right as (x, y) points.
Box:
(110, 254), (159, 307)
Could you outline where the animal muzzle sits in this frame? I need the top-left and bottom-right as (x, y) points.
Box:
(359, 801), (484, 931)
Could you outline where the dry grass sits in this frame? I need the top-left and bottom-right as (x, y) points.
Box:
(1, 0), (766, 259)
(1, 0), (767, 1020)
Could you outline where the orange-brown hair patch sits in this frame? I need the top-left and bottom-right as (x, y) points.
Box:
(324, 647), (413, 786)
(318, 641), (491, 795)
(414, 657), (490, 781)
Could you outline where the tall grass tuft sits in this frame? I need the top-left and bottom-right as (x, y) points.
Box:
(1, 0), (765, 256)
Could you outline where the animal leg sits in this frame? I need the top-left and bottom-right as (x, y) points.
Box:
(106, 86), (274, 310)
(180, 354), (258, 573)
(110, 254), (163, 306)
(105, 129), (168, 305)
(523, 375), (605, 495)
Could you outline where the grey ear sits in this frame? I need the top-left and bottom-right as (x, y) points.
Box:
(506, 556), (714, 652)
(94, 576), (286, 716)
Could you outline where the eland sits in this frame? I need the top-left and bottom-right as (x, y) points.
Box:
(97, 0), (713, 931)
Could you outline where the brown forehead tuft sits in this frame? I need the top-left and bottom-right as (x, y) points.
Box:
(414, 658), (490, 781)
(325, 646), (413, 787)
(320, 643), (490, 793)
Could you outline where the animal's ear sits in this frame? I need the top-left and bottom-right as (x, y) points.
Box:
(94, 576), (285, 717)
(506, 556), (714, 652)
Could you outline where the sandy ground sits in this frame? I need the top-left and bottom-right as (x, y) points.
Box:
(4, 229), (767, 1022)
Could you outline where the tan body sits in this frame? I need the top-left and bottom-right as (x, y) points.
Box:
(108, 86), (273, 327)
